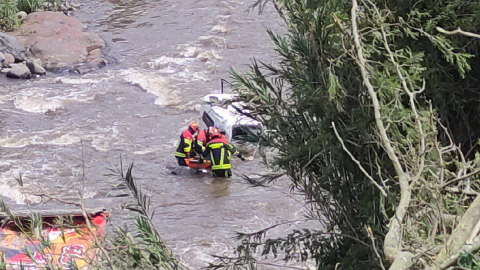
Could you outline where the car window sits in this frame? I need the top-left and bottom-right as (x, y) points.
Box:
(232, 126), (261, 142)
(202, 112), (215, 127)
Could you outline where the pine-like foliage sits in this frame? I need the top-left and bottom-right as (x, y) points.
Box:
(210, 0), (480, 269)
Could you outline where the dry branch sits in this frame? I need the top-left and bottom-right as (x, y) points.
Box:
(429, 236), (480, 270)
(351, 0), (413, 267)
(440, 168), (480, 189)
(332, 121), (387, 197)
(436, 27), (480, 39)
(373, 0), (427, 185)
(429, 196), (480, 270)
(467, 218), (480, 245)
(366, 226), (386, 270)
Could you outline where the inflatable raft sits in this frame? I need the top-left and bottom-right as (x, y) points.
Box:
(0, 208), (108, 270)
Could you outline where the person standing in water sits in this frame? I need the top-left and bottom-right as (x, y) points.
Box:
(200, 126), (245, 177)
(174, 121), (199, 166)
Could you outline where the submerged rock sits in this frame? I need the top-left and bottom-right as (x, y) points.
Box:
(10, 12), (105, 72)
(6, 64), (31, 79)
(0, 32), (26, 62)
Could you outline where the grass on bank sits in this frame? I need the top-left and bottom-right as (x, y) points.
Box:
(0, 0), (61, 30)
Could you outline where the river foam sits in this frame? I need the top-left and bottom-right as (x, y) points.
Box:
(118, 68), (182, 107)
(0, 74), (112, 114)
(0, 130), (81, 148)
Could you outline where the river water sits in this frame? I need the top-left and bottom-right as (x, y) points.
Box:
(0, 0), (312, 268)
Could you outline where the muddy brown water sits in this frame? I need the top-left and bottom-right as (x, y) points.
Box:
(0, 0), (315, 268)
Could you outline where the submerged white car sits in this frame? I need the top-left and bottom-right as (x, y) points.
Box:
(199, 93), (263, 142)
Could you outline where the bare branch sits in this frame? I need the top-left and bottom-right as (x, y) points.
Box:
(436, 27), (480, 39)
(430, 196), (480, 270)
(467, 217), (480, 245)
(440, 168), (480, 189)
(351, 0), (412, 265)
(351, 0), (408, 183)
(366, 226), (386, 270)
(374, 1), (426, 185)
(429, 236), (480, 270)
(332, 121), (387, 197)
(256, 262), (311, 270)
(24, 192), (81, 207)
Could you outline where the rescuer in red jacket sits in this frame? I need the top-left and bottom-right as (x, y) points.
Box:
(199, 126), (245, 177)
(194, 126), (227, 155)
(174, 121), (199, 166)
(194, 128), (209, 155)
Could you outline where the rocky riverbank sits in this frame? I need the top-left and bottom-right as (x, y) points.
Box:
(0, 10), (106, 79)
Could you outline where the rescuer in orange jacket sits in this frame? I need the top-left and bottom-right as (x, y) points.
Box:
(175, 121), (199, 166)
(199, 127), (245, 177)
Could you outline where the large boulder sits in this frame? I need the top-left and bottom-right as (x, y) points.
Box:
(10, 12), (105, 71)
(26, 58), (46, 75)
(0, 32), (26, 62)
(6, 64), (31, 79)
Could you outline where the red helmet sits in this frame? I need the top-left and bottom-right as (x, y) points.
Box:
(208, 126), (221, 139)
(188, 121), (199, 132)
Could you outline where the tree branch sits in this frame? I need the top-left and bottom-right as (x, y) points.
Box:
(366, 226), (386, 270)
(351, 0), (412, 266)
(332, 121), (387, 197)
(467, 218), (480, 245)
(429, 236), (480, 270)
(369, 0), (427, 185)
(429, 196), (480, 270)
(351, 0), (408, 185)
(436, 27), (480, 39)
(440, 168), (480, 189)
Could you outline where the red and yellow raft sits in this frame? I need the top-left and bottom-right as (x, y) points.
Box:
(0, 208), (108, 270)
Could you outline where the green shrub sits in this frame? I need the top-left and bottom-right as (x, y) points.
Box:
(16, 0), (41, 14)
(0, 0), (19, 30)
(0, 0), (63, 30)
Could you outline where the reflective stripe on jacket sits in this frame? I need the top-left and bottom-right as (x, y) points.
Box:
(202, 137), (239, 170)
(175, 129), (195, 158)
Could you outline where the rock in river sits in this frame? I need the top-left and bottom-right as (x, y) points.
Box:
(0, 32), (26, 62)
(6, 64), (31, 79)
(10, 12), (105, 72)
(26, 58), (47, 75)
(4, 53), (15, 65)
(0, 68), (11, 74)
